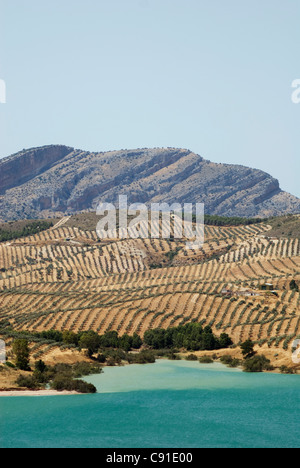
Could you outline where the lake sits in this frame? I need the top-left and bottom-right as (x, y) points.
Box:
(1, 360), (300, 448)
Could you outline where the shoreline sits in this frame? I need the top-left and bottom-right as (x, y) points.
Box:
(0, 389), (81, 397)
(1, 359), (299, 397)
(1, 348), (299, 397)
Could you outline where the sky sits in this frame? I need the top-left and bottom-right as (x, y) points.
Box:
(0, 0), (299, 197)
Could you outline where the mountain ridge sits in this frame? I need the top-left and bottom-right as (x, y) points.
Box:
(0, 144), (299, 221)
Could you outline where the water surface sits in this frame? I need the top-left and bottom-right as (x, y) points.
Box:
(1, 360), (300, 448)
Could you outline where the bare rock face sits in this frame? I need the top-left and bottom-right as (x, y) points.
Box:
(0, 145), (74, 195)
(0, 145), (299, 221)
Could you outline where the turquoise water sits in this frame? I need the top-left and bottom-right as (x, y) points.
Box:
(1, 360), (300, 448)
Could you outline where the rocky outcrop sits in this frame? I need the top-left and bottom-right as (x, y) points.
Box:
(0, 145), (74, 195)
(0, 146), (299, 221)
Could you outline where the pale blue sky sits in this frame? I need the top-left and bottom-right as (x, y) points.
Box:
(0, 0), (299, 196)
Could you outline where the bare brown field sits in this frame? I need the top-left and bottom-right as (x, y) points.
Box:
(0, 217), (299, 361)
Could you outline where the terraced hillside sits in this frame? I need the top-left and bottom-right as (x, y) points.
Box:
(0, 214), (299, 362)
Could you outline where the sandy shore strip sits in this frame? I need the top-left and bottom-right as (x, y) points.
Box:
(0, 389), (81, 397)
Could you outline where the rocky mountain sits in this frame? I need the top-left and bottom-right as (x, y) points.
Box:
(0, 145), (299, 221)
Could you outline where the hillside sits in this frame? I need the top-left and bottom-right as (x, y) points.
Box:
(0, 214), (299, 369)
(0, 145), (299, 221)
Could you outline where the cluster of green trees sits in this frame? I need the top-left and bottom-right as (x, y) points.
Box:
(7, 325), (235, 375)
(97, 348), (157, 366)
(143, 323), (232, 351)
(16, 360), (100, 393)
(204, 215), (266, 226)
(192, 215), (266, 227)
(8, 325), (234, 363)
(240, 340), (274, 372)
(10, 331), (287, 381)
(10, 337), (100, 393)
(219, 340), (273, 373)
(219, 355), (241, 368)
(242, 355), (273, 373)
(217, 340), (277, 373)
(0, 220), (53, 242)
(31, 329), (143, 355)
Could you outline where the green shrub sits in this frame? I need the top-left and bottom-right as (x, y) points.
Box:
(242, 355), (274, 373)
(228, 358), (241, 368)
(219, 354), (233, 365)
(280, 365), (296, 374)
(199, 355), (214, 364)
(71, 362), (102, 378)
(219, 355), (241, 368)
(127, 350), (156, 364)
(16, 375), (40, 390)
(96, 354), (106, 363)
(185, 354), (198, 361)
(50, 376), (96, 394)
